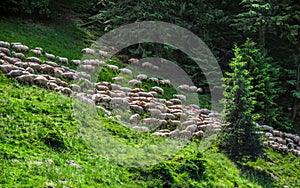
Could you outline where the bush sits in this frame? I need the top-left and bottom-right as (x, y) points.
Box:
(0, 0), (50, 16)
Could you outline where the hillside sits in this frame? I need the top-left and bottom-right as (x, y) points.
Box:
(0, 1), (300, 187)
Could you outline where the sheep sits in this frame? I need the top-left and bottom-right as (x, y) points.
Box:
(158, 119), (167, 126)
(0, 64), (18, 74)
(30, 49), (42, 56)
(149, 91), (158, 98)
(45, 61), (58, 67)
(178, 130), (193, 140)
(189, 86), (198, 93)
(170, 98), (182, 105)
(107, 64), (119, 71)
(160, 79), (171, 86)
(2, 56), (20, 64)
(128, 79), (142, 87)
(152, 65), (159, 71)
(151, 86), (164, 95)
(142, 61), (154, 69)
(33, 76), (48, 87)
(40, 64), (54, 75)
(178, 84), (190, 92)
(273, 130), (282, 137)
(56, 56), (68, 64)
(111, 83), (122, 90)
(136, 74), (147, 80)
(16, 74), (36, 84)
(47, 82), (58, 90)
(148, 108), (161, 117)
(77, 71), (91, 80)
(25, 67), (35, 74)
(149, 77), (159, 84)
(138, 92), (154, 98)
(0, 41), (10, 48)
(13, 44), (29, 52)
(169, 120), (181, 127)
(70, 84), (81, 92)
(79, 64), (95, 71)
(193, 131), (204, 139)
(60, 87), (73, 96)
(45, 52), (56, 60)
(0, 47), (10, 56)
(62, 72), (76, 80)
(35, 47), (43, 52)
(11, 51), (25, 60)
(112, 76), (123, 83)
(142, 118), (159, 125)
(7, 70), (26, 78)
(98, 50), (109, 58)
(173, 94), (186, 101)
(197, 87), (204, 94)
(130, 104), (144, 114)
(71, 60), (81, 65)
(185, 124), (198, 133)
(132, 126), (150, 133)
(160, 113), (176, 120)
(128, 58), (139, 65)
(119, 68), (132, 75)
(54, 78), (68, 87)
(95, 84), (109, 91)
(82, 48), (95, 55)
(26, 57), (42, 64)
(129, 114), (140, 122)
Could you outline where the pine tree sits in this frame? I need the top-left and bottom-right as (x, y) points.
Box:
(219, 45), (263, 160)
(239, 38), (282, 126)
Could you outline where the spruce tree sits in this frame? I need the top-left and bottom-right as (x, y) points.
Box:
(219, 45), (262, 160)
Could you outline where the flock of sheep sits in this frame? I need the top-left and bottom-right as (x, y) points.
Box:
(0, 40), (299, 157)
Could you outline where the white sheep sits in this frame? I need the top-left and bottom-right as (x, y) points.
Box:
(128, 58), (139, 65)
(107, 64), (119, 71)
(7, 70), (25, 78)
(136, 74), (147, 80)
(11, 51), (25, 60)
(142, 62), (154, 69)
(98, 50), (109, 58)
(33, 76), (48, 87)
(132, 126), (150, 133)
(60, 87), (73, 96)
(0, 41), (10, 48)
(178, 84), (190, 92)
(45, 52), (56, 60)
(119, 68), (132, 75)
(185, 124), (198, 133)
(71, 60), (81, 65)
(62, 72), (76, 80)
(149, 77), (159, 84)
(47, 82), (58, 90)
(112, 76), (123, 83)
(45, 61), (58, 67)
(197, 87), (204, 94)
(25, 67), (35, 74)
(0, 64), (18, 74)
(129, 114), (140, 122)
(13, 44), (29, 52)
(0, 47), (11, 56)
(26, 57), (42, 64)
(170, 98), (182, 105)
(16, 74), (36, 84)
(130, 104), (144, 114)
(30, 49), (42, 56)
(40, 64), (54, 75)
(56, 56), (68, 64)
(193, 131), (204, 139)
(81, 48), (95, 55)
(151, 86), (164, 95)
(70, 84), (81, 92)
(142, 117), (159, 125)
(160, 79), (171, 86)
(79, 64), (95, 71)
(173, 94), (186, 101)
(128, 79), (142, 87)
(152, 65), (159, 71)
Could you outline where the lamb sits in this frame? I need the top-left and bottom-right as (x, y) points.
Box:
(136, 74), (147, 80)
(0, 41), (10, 48)
(11, 51), (25, 60)
(26, 57), (42, 64)
(0, 47), (11, 55)
(45, 52), (56, 60)
(81, 48), (95, 55)
(71, 60), (81, 65)
(56, 56), (68, 64)
(13, 44), (29, 52)
(119, 68), (132, 75)
(128, 79), (142, 87)
(151, 86), (164, 95)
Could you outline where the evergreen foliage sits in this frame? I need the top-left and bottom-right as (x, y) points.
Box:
(219, 45), (263, 160)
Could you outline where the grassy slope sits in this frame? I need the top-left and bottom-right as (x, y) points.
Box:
(0, 2), (299, 187)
